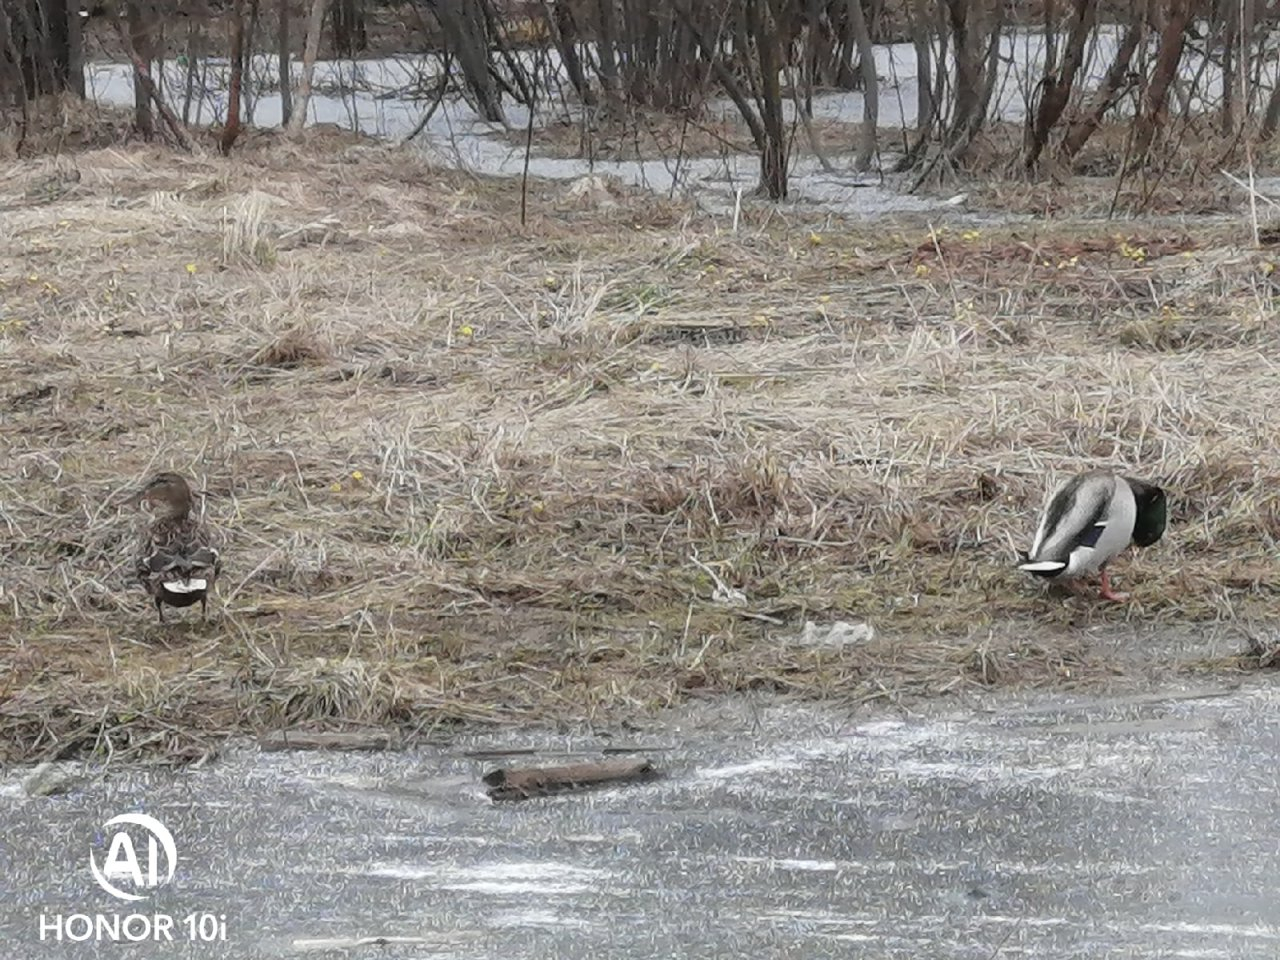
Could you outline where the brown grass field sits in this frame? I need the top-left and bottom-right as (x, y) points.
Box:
(2, 121), (1278, 766)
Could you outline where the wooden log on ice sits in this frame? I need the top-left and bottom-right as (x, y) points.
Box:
(483, 759), (662, 802)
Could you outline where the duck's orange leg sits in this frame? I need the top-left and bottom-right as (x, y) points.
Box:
(1098, 569), (1129, 603)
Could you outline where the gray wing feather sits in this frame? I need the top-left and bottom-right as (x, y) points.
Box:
(1029, 473), (1115, 564)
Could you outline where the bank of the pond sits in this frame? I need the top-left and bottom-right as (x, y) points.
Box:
(1, 134), (1276, 765)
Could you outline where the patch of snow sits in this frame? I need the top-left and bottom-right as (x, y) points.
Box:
(490, 909), (594, 929)
(695, 757), (804, 781)
(733, 856), (840, 871)
(793, 619), (875, 648)
(1138, 922), (1280, 940)
(436, 861), (607, 896)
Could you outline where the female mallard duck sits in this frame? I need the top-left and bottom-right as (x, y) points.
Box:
(131, 472), (221, 622)
(1018, 469), (1167, 602)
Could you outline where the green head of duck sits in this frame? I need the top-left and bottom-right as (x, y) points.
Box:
(1126, 478), (1167, 549)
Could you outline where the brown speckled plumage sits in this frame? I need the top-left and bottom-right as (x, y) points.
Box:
(132, 472), (221, 622)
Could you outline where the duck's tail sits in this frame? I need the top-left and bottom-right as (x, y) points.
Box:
(1018, 559), (1067, 578)
(145, 542), (218, 596)
(162, 577), (209, 594)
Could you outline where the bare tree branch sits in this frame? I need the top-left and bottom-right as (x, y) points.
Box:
(287, 0), (326, 135)
(111, 13), (195, 152)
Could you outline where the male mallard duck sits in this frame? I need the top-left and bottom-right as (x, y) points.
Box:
(1018, 469), (1167, 602)
(131, 472), (221, 622)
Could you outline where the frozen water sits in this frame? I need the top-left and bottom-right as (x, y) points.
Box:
(3, 680), (1280, 958)
(82, 28), (1270, 217)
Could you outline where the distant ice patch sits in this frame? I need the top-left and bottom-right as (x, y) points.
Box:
(438, 862), (608, 896)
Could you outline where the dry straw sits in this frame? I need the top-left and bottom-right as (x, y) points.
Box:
(1, 125), (1277, 765)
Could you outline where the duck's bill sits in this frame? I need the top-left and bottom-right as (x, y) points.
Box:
(163, 579), (208, 593)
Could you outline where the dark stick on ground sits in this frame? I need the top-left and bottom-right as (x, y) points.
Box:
(259, 730), (401, 752)
(483, 759), (662, 802)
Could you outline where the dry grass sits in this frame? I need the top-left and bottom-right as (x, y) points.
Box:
(502, 105), (911, 167)
(506, 109), (1277, 220)
(956, 119), (1280, 216)
(1, 128), (1277, 766)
